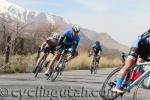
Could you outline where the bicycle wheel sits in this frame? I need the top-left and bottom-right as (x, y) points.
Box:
(50, 62), (61, 82)
(100, 67), (122, 100)
(93, 59), (98, 74)
(34, 64), (42, 78)
(46, 61), (57, 80)
(90, 62), (94, 74)
(60, 62), (65, 75)
(142, 74), (150, 89)
(133, 74), (150, 100)
(42, 61), (49, 68)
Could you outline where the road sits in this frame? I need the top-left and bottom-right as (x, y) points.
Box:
(0, 68), (146, 100)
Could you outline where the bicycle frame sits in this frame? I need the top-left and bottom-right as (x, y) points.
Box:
(54, 49), (69, 71)
(126, 62), (150, 91)
(93, 54), (97, 61)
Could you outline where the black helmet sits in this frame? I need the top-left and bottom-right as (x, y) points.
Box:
(95, 41), (100, 45)
(121, 52), (125, 55)
(148, 29), (150, 33)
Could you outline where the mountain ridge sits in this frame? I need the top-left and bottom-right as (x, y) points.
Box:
(0, 0), (129, 57)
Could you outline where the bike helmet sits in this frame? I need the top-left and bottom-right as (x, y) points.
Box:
(121, 52), (125, 55)
(72, 25), (80, 33)
(52, 32), (60, 39)
(95, 41), (100, 45)
(148, 29), (150, 33)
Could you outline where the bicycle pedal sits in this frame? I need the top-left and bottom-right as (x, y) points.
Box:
(109, 82), (116, 87)
(56, 67), (60, 71)
(120, 93), (124, 97)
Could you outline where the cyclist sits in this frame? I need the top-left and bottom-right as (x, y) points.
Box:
(32, 32), (60, 73)
(120, 52), (126, 66)
(113, 29), (150, 93)
(89, 41), (102, 64)
(44, 25), (80, 75)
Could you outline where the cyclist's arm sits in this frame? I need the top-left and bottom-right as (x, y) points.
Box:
(40, 42), (47, 50)
(71, 41), (79, 56)
(58, 36), (65, 45)
(58, 34), (72, 46)
(89, 44), (95, 56)
(89, 49), (93, 57)
(128, 36), (141, 60)
(98, 50), (102, 57)
(99, 45), (102, 52)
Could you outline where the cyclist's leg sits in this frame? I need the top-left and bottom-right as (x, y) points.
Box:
(36, 47), (50, 66)
(45, 50), (61, 75)
(112, 57), (136, 93)
(36, 52), (45, 66)
(97, 55), (100, 64)
(136, 57), (144, 71)
(130, 57), (144, 81)
(33, 47), (49, 73)
(33, 52), (45, 73)
(97, 51), (102, 64)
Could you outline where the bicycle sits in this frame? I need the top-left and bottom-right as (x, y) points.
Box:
(100, 62), (150, 100)
(47, 48), (71, 81)
(141, 65), (150, 89)
(90, 53), (99, 74)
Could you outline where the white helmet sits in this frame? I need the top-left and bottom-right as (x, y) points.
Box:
(52, 32), (60, 39)
(72, 25), (80, 33)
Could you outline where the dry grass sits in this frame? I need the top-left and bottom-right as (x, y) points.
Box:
(0, 52), (122, 73)
(67, 52), (122, 70)
(0, 54), (37, 73)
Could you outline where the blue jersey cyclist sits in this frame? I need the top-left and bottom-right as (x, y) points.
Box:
(113, 29), (150, 93)
(89, 41), (102, 64)
(45, 25), (80, 75)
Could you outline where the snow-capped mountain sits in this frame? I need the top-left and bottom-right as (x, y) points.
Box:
(0, 0), (129, 56)
(0, 0), (66, 26)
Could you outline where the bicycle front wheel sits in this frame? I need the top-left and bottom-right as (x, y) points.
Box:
(93, 60), (98, 74)
(34, 64), (42, 78)
(100, 67), (122, 100)
(51, 62), (62, 82)
(141, 74), (150, 89)
(133, 74), (150, 100)
(90, 62), (94, 74)
(133, 75), (150, 100)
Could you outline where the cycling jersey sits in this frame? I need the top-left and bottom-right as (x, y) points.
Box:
(91, 43), (102, 55)
(129, 31), (150, 61)
(42, 37), (58, 54)
(61, 30), (80, 47)
(58, 29), (80, 56)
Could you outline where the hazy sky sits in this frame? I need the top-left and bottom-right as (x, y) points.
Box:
(7, 0), (150, 46)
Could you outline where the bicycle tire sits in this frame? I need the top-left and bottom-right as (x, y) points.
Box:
(93, 58), (98, 74)
(100, 67), (122, 100)
(42, 61), (49, 68)
(133, 74), (150, 100)
(34, 64), (42, 78)
(142, 75), (150, 89)
(90, 62), (94, 74)
(51, 63), (61, 82)
(60, 63), (65, 76)
(50, 54), (64, 82)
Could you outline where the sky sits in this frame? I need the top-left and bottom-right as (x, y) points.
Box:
(6, 0), (150, 46)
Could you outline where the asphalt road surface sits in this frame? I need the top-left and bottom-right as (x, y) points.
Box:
(0, 68), (147, 100)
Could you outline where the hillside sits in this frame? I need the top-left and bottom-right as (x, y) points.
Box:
(0, 0), (129, 58)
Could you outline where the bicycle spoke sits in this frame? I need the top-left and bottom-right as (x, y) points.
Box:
(133, 75), (150, 100)
(100, 67), (122, 100)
